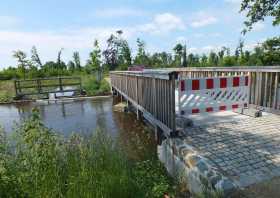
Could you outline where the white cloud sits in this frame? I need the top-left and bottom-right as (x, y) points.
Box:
(93, 8), (146, 18)
(252, 22), (265, 32)
(191, 16), (218, 28)
(0, 12), (188, 68)
(138, 13), (186, 34)
(189, 11), (218, 28)
(0, 27), (132, 67)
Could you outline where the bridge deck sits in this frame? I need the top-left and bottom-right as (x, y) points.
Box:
(181, 113), (280, 188)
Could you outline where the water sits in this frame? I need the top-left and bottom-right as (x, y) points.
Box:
(0, 97), (156, 160)
(0, 97), (137, 136)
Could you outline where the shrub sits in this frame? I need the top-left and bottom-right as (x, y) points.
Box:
(82, 76), (110, 96)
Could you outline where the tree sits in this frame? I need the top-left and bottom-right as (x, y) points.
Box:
(173, 43), (183, 66)
(235, 39), (245, 64)
(182, 45), (187, 67)
(31, 46), (42, 68)
(67, 61), (75, 72)
(262, 36), (280, 65)
(13, 50), (28, 79)
(201, 54), (208, 67)
(218, 47), (227, 65)
(73, 51), (81, 71)
(134, 38), (149, 65)
(57, 48), (63, 68)
(208, 52), (219, 66)
(86, 40), (102, 78)
(119, 40), (132, 69)
(103, 34), (118, 70)
(240, 0), (280, 33)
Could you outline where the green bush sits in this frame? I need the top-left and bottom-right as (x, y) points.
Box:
(0, 110), (174, 198)
(82, 76), (110, 96)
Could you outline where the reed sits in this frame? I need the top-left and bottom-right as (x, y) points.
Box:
(0, 109), (173, 198)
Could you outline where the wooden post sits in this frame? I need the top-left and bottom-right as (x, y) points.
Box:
(273, 73), (279, 109)
(59, 77), (63, 92)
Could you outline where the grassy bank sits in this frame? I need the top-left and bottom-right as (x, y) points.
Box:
(0, 80), (14, 103)
(0, 110), (174, 198)
(82, 75), (111, 96)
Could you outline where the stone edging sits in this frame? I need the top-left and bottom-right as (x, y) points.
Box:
(159, 138), (237, 196)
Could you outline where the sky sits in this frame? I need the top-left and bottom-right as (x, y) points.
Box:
(0, 0), (279, 68)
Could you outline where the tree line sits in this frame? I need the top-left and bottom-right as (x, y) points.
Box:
(1, 0), (280, 80)
(1, 33), (279, 80)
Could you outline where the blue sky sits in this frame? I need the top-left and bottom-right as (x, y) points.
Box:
(0, 0), (279, 68)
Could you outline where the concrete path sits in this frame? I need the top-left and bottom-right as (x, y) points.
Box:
(181, 112), (280, 189)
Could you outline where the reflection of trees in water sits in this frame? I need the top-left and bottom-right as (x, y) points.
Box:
(60, 101), (85, 118)
(90, 100), (108, 133)
(112, 108), (157, 161)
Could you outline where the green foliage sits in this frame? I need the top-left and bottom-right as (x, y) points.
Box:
(85, 40), (102, 74)
(0, 110), (174, 198)
(73, 51), (81, 71)
(82, 76), (110, 96)
(133, 160), (173, 198)
(2, 34), (280, 79)
(134, 38), (150, 66)
(0, 81), (14, 103)
(240, 0), (280, 33)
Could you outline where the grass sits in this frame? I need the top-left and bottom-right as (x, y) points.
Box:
(81, 75), (111, 96)
(0, 80), (14, 103)
(0, 109), (174, 198)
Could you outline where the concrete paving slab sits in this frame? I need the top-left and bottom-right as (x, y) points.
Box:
(181, 113), (280, 189)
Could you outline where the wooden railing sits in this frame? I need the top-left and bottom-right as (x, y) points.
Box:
(14, 77), (82, 97)
(172, 66), (280, 111)
(110, 71), (177, 135)
(111, 67), (280, 134)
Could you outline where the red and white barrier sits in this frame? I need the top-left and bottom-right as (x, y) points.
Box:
(178, 76), (249, 115)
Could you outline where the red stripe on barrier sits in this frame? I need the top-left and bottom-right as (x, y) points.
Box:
(219, 106), (226, 111)
(206, 79), (214, 89)
(233, 77), (240, 87)
(220, 78), (227, 88)
(232, 104), (239, 109)
(192, 80), (200, 90)
(206, 107), (213, 112)
(180, 80), (185, 91)
(245, 76), (249, 86)
(192, 109), (200, 114)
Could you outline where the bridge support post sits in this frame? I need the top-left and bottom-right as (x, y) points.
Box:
(136, 108), (143, 120)
(112, 88), (117, 96)
(155, 126), (165, 145)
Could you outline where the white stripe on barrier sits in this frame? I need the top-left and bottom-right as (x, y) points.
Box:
(178, 76), (249, 115)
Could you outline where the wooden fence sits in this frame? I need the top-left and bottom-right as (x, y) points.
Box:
(110, 71), (177, 135)
(14, 77), (82, 97)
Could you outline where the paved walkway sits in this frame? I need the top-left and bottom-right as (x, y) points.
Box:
(182, 113), (280, 188)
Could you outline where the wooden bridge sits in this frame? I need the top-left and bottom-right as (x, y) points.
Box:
(110, 66), (280, 137)
(14, 77), (82, 98)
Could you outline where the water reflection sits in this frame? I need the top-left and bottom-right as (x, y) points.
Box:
(0, 98), (118, 137)
(0, 97), (157, 160)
